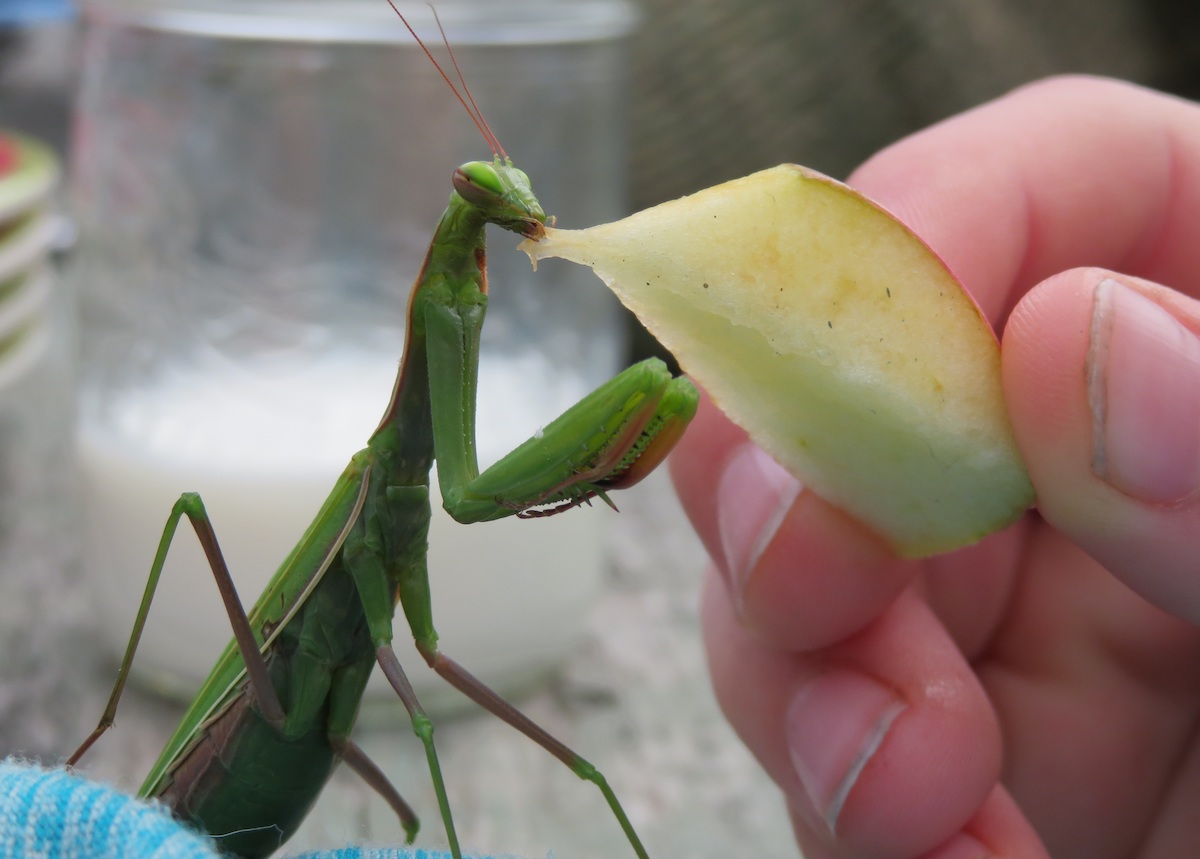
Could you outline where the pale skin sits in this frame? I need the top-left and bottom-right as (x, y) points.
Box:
(670, 76), (1200, 859)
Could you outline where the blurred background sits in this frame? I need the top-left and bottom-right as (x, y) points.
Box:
(628, 0), (1200, 210)
(7, 1), (1200, 207)
(0, 1), (1198, 857)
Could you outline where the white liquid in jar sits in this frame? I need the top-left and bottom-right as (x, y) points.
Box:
(77, 350), (606, 715)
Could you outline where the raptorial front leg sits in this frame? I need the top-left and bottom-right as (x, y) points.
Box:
(437, 356), (699, 523)
(417, 280), (696, 523)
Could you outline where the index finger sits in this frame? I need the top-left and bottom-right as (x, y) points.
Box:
(850, 75), (1200, 318)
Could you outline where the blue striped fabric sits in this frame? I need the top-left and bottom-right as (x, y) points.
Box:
(1, 760), (516, 859)
(0, 759), (217, 858)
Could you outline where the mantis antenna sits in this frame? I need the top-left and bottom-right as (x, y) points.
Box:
(385, 1), (509, 160)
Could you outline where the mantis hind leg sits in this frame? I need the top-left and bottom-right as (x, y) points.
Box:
(68, 492), (285, 766)
(325, 642), (426, 847)
(331, 735), (420, 843)
(416, 641), (651, 859)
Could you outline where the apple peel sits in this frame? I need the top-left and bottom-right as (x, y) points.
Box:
(521, 164), (1033, 557)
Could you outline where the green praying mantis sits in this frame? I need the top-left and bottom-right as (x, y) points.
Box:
(66, 5), (699, 857)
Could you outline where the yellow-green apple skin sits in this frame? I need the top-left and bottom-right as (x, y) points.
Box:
(522, 164), (1034, 557)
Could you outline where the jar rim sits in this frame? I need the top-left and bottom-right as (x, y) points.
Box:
(80, 0), (640, 45)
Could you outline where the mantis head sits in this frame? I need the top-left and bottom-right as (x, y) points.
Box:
(453, 158), (547, 240)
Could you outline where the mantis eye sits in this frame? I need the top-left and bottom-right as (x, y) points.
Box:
(453, 161), (504, 205)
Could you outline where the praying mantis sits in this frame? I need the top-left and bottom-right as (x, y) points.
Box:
(67, 4), (699, 857)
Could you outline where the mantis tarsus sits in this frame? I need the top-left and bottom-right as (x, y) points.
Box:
(68, 6), (699, 857)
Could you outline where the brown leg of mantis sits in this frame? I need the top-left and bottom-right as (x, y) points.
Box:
(375, 645), (461, 859)
(331, 735), (420, 842)
(69, 493), (285, 766)
(415, 642), (651, 859)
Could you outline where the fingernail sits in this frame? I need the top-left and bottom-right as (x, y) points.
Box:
(1088, 279), (1200, 504)
(716, 443), (802, 607)
(785, 669), (906, 834)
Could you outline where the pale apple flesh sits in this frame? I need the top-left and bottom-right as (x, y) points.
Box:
(521, 164), (1033, 558)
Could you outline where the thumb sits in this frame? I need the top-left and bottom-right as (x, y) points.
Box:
(1002, 268), (1200, 619)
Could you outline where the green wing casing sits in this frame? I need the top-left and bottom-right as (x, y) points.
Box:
(138, 453), (372, 799)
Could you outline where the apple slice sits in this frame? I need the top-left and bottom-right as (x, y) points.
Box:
(521, 164), (1033, 557)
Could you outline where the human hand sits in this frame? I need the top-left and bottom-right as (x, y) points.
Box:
(670, 76), (1200, 859)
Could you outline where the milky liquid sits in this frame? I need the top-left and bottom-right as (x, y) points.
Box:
(77, 351), (605, 715)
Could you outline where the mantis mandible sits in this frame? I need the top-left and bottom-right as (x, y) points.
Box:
(67, 5), (699, 857)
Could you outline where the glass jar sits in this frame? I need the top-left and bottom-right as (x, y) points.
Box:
(70, 0), (637, 713)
